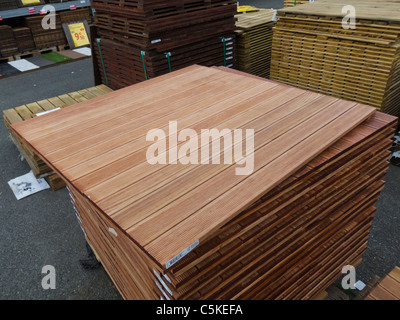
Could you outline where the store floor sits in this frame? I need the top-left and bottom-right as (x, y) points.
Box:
(0, 54), (399, 299)
(0, 58), (121, 299)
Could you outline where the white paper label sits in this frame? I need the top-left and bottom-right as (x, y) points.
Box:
(155, 281), (170, 300)
(151, 39), (162, 44)
(153, 269), (172, 296)
(165, 240), (199, 269)
(272, 10), (278, 22)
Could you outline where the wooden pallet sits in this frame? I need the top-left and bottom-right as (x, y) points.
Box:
(270, 0), (400, 117)
(364, 267), (400, 300)
(3, 85), (113, 191)
(234, 9), (276, 79)
(10, 65), (397, 299)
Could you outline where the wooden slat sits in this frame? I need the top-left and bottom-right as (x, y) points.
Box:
(14, 105), (33, 120)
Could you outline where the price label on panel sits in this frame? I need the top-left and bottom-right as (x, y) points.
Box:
(21, 0), (42, 4)
(67, 22), (90, 48)
(28, 7), (36, 13)
(70, 5), (77, 10)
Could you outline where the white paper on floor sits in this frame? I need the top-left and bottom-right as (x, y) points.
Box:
(72, 47), (92, 56)
(8, 59), (40, 72)
(8, 171), (50, 200)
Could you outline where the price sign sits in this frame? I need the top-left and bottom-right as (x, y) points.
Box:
(67, 22), (90, 48)
(28, 7), (36, 13)
(21, 0), (42, 4)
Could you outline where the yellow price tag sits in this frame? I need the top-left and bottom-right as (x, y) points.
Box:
(237, 5), (259, 13)
(68, 23), (90, 48)
(21, 0), (42, 4)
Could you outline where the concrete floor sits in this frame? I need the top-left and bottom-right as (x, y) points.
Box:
(0, 0), (399, 300)
(0, 59), (121, 300)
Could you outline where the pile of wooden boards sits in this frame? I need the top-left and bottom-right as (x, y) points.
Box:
(60, 8), (93, 25)
(0, 0), (18, 10)
(24, 14), (67, 49)
(270, 0), (400, 117)
(91, 0), (237, 89)
(0, 26), (19, 58)
(284, 0), (313, 7)
(3, 85), (113, 191)
(234, 9), (275, 78)
(94, 35), (234, 89)
(13, 27), (36, 53)
(11, 65), (397, 299)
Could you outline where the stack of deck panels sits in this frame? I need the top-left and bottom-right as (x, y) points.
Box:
(91, 0), (237, 89)
(24, 14), (67, 49)
(270, 0), (400, 117)
(13, 27), (36, 53)
(60, 8), (93, 24)
(234, 9), (275, 79)
(0, 0), (18, 10)
(11, 65), (397, 300)
(283, 0), (313, 7)
(94, 36), (234, 89)
(0, 26), (19, 58)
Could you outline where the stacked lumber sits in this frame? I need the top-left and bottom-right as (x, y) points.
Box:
(3, 85), (113, 191)
(0, 0), (18, 10)
(284, 0), (314, 7)
(60, 8), (93, 24)
(11, 66), (397, 299)
(11, 65), (397, 300)
(13, 27), (36, 53)
(365, 267), (400, 300)
(270, 0), (400, 117)
(234, 9), (275, 78)
(24, 14), (67, 49)
(94, 36), (234, 89)
(91, 0), (237, 89)
(0, 26), (19, 58)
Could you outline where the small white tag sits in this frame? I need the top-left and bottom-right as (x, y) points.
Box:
(108, 228), (118, 237)
(153, 269), (173, 296)
(155, 281), (170, 300)
(36, 108), (61, 117)
(151, 39), (162, 44)
(165, 240), (199, 269)
(272, 10), (278, 22)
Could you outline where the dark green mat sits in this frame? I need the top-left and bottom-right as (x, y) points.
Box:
(41, 52), (72, 63)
